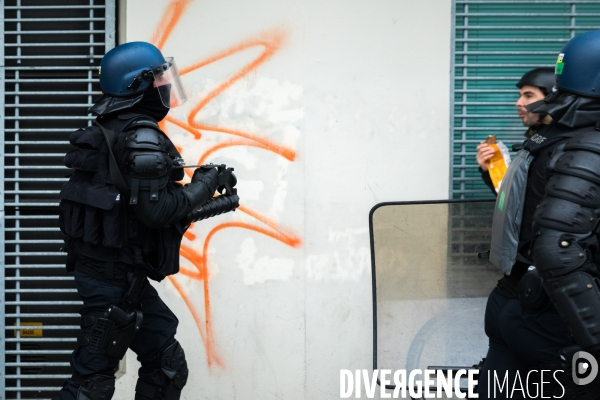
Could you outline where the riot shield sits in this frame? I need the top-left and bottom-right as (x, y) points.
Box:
(370, 200), (499, 383)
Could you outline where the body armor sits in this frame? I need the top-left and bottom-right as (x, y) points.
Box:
(59, 112), (186, 281)
(488, 121), (600, 350)
(532, 125), (600, 351)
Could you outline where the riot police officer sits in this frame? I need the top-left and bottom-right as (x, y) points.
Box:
(479, 30), (600, 399)
(53, 42), (225, 400)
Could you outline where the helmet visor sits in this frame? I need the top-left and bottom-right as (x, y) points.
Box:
(152, 57), (187, 108)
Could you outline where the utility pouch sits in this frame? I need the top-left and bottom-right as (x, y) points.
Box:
(65, 253), (76, 273)
(142, 224), (185, 280)
(62, 239), (77, 273)
(517, 267), (551, 312)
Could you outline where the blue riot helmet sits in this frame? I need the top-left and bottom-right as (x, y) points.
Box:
(516, 67), (555, 96)
(555, 29), (600, 97)
(99, 41), (187, 107)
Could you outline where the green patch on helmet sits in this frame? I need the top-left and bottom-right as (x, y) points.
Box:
(555, 62), (564, 75)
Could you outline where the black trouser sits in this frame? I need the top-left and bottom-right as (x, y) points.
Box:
(477, 287), (573, 399)
(56, 269), (179, 399)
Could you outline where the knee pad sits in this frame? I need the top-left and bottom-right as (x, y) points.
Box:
(76, 374), (115, 400)
(136, 340), (189, 400)
(161, 340), (189, 390)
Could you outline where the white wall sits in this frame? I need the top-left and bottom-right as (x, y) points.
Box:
(117, 1), (452, 398)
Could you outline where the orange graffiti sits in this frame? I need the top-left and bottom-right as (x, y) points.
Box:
(150, 0), (194, 51)
(151, 0), (301, 368)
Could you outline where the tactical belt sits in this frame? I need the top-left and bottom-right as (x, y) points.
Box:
(75, 259), (136, 288)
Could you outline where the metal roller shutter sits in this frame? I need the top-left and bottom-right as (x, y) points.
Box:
(0, 0), (115, 397)
(451, 0), (600, 199)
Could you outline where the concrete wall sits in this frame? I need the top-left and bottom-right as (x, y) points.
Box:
(116, 1), (452, 398)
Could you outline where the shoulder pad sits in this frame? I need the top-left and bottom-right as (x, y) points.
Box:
(123, 126), (167, 152)
(564, 129), (600, 155)
(554, 149), (600, 184)
(122, 116), (161, 132)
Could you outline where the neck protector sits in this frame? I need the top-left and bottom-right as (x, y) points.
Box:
(88, 93), (144, 116)
(526, 90), (600, 129)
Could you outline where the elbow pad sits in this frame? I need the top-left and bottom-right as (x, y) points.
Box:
(532, 135), (600, 277)
(118, 124), (171, 204)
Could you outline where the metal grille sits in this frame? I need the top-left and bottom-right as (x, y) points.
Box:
(1, 0), (115, 397)
(450, 0), (600, 199)
(447, 200), (497, 298)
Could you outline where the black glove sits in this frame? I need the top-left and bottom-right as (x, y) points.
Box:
(182, 168), (218, 209)
(181, 164), (240, 225)
(192, 165), (218, 184)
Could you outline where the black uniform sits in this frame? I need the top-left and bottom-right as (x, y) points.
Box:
(477, 91), (600, 399)
(55, 88), (218, 400)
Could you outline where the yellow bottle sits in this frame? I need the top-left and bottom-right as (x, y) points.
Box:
(485, 135), (509, 193)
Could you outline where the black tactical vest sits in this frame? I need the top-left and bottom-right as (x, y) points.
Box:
(59, 112), (186, 281)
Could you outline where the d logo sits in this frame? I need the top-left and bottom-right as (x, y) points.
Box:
(573, 351), (599, 386)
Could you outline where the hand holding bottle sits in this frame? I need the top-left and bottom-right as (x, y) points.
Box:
(476, 143), (496, 171)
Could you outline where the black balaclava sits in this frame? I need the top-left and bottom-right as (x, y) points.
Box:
(526, 90), (600, 129)
(129, 85), (170, 122)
